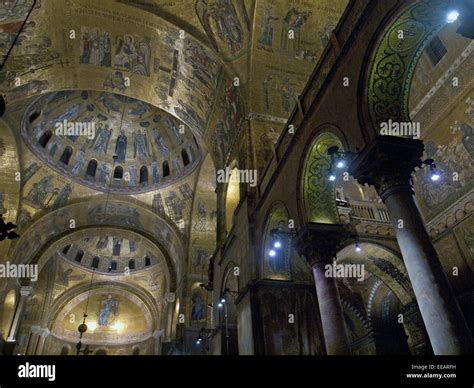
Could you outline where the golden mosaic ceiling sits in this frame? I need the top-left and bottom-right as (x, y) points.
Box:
(22, 90), (201, 193)
(55, 227), (167, 275)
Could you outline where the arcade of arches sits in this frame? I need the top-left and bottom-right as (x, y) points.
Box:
(0, 0), (473, 356)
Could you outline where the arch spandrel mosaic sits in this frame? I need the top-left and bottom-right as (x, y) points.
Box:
(1, 0), (244, 168)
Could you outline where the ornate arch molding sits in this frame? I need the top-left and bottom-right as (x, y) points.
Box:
(221, 260), (240, 296)
(9, 200), (184, 287)
(366, 0), (451, 129)
(1, 0), (245, 168)
(337, 242), (428, 353)
(36, 227), (172, 293)
(261, 201), (293, 281)
(46, 281), (160, 343)
(299, 127), (349, 225)
(336, 242), (414, 305)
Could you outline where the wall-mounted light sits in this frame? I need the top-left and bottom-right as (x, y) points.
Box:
(451, 0), (474, 38)
(327, 146), (359, 182)
(423, 159), (440, 182)
(447, 9), (460, 23)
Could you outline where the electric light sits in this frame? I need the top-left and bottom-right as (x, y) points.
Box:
(431, 172), (440, 182)
(355, 243), (362, 253)
(328, 174), (336, 182)
(447, 10), (459, 23)
(336, 160), (345, 169)
(269, 249), (276, 257)
(218, 302), (223, 308)
(273, 241), (282, 249)
(111, 322), (125, 331)
(220, 297), (226, 303)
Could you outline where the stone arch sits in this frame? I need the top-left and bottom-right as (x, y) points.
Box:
(299, 129), (348, 224)
(9, 200), (184, 289)
(364, 0), (453, 131)
(337, 242), (414, 304)
(2, 0), (245, 169)
(46, 281), (161, 344)
(336, 242), (429, 354)
(261, 201), (292, 281)
(340, 296), (376, 355)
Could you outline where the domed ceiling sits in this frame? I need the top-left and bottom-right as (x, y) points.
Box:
(52, 289), (154, 345)
(57, 227), (166, 276)
(21, 90), (201, 193)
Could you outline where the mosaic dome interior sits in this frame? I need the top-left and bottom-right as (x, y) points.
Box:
(21, 90), (201, 194)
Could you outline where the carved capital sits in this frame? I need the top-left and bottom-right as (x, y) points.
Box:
(39, 327), (50, 338)
(294, 223), (354, 267)
(349, 136), (424, 200)
(20, 286), (33, 298)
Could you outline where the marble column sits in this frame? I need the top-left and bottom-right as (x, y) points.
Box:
(7, 286), (33, 343)
(350, 136), (474, 355)
(26, 325), (40, 355)
(295, 223), (352, 355)
(152, 329), (164, 355)
(35, 328), (50, 355)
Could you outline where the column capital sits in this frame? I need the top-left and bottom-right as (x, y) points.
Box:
(20, 286), (33, 298)
(30, 325), (41, 334)
(39, 327), (50, 338)
(349, 136), (424, 200)
(152, 329), (164, 339)
(294, 223), (354, 267)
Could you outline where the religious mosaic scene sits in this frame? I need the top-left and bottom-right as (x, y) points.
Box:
(0, 0), (473, 385)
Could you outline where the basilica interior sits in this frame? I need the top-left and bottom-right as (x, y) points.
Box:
(0, 0), (473, 356)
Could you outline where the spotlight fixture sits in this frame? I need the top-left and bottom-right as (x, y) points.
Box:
(327, 146), (359, 182)
(431, 171), (440, 182)
(452, 0), (474, 38)
(273, 241), (282, 249)
(220, 297), (226, 304)
(355, 242), (362, 253)
(423, 159), (440, 182)
(218, 302), (223, 308)
(447, 9), (460, 23)
(269, 249), (276, 257)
